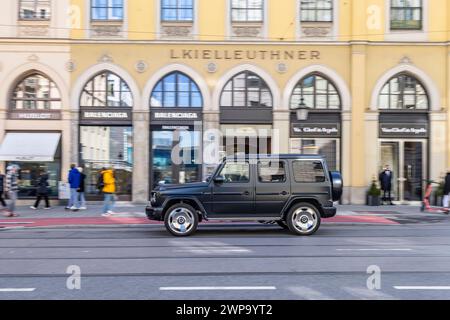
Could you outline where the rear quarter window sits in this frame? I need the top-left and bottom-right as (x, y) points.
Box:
(292, 160), (326, 183)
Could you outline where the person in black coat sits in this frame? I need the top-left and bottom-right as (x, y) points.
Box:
(379, 165), (394, 205)
(31, 171), (50, 210)
(0, 171), (6, 208)
(443, 171), (450, 208)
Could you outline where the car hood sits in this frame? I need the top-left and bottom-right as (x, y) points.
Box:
(154, 182), (209, 192)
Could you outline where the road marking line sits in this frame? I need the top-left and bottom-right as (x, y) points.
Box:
(343, 287), (396, 300)
(287, 286), (333, 300)
(0, 222), (34, 225)
(0, 288), (35, 292)
(160, 286), (276, 291)
(394, 286), (450, 290)
(336, 248), (412, 251)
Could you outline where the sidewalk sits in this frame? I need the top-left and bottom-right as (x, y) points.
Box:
(0, 204), (426, 229)
(1, 203), (423, 219)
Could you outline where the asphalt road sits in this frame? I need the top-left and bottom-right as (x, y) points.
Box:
(1, 220), (450, 300)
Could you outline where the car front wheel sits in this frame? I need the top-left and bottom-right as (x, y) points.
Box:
(286, 203), (321, 236)
(164, 203), (199, 237)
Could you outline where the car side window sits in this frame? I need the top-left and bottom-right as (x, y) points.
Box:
(258, 161), (286, 183)
(218, 162), (250, 183)
(292, 160), (326, 183)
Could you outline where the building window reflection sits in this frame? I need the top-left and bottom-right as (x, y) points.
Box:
(91, 0), (124, 21)
(11, 73), (61, 110)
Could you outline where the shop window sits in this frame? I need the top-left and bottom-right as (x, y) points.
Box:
(231, 0), (263, 22)
(19, 0), (51, 20)
(290, 73), (341, 110)
(300, 0), (333, 22)
(220, 71), (272, 108)
(161, 0), (193, 22)
(91, 0), (123, 21)
(80, 126), (133, 197)
(258, 161), (286, 183)
(390, 0), (422, 30)
(378, 73), (429, 110)
(7, 141), (61, 198)
(80, 71), (133, 108)
(292, 160), (326, 183)
(150, 72), (203, 108)
(10, 73), (61, 110)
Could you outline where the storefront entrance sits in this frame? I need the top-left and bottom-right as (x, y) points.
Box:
(380, 140), (427, 202)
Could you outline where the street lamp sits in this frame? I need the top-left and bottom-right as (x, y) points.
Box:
(295, 98), (310, 121)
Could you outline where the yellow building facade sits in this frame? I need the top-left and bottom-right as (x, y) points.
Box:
(1, 0), (450, 204)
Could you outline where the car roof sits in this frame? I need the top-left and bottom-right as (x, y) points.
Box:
(224, 154), (325, 160)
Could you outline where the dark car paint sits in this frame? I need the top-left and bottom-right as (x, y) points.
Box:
(146, 155), (340, 221)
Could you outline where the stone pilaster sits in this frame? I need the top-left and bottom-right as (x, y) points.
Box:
(132, 111), (150, 203)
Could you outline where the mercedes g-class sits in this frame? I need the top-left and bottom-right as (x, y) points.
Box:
(146, 154), (342, 236)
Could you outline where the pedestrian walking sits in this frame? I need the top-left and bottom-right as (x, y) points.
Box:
(66, 164), (81, 211)
(4, 165), (19, 217)
(379, 164), (394, 205)
(101, 167), (117, 217)
(443, 169), (450, 208)
(77, 167), (87, 210)
(30, 171), (51, 210)
(0, 170), (7, 209)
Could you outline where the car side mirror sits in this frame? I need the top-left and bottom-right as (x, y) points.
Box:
(213, 176), (225, 184)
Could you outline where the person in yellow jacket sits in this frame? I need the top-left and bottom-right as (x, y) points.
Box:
(101, 167), (117, 217)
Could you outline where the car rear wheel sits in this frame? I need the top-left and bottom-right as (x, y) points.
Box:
(286, 203), (321, 236)
(164, 203), (198, 237)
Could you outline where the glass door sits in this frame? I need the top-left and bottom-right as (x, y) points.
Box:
(403, 141), (424, 201)
(380, 140), (426, 203)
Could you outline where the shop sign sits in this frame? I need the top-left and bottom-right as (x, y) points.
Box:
(291, 123), (341, 138)
(9, 111), (61, 120)
(80, 109), (132, 124)
(379, 123), (428, 138)
(151, 110), (202, 123)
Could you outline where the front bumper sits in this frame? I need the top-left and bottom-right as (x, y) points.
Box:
(145, 205), (164, 221)
(321, 206), (337, 218)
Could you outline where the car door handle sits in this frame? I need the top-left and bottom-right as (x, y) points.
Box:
(243, 191), (250, 196)
(280, 191), (289, 196)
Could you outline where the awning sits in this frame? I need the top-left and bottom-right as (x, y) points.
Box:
(0, 133), (61, 162)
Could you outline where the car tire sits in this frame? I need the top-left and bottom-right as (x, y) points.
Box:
(286, 202), (321, 236)
(276, 220), (288, 229)
(164, 203), (199, 237)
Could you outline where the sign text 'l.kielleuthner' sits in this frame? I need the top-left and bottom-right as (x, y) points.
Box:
(170, 49), (321, 60)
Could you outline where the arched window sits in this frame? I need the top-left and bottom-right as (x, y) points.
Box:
(150, 72), (203, 108)
(80, 71), (133, 107)
(290, 73), (341, 110)
(379, 73), (428, 110)
(10, 73), (61, 110)
(220, 71), (272, 108)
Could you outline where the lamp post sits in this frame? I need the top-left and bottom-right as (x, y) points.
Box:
(295, 98), (310, 121)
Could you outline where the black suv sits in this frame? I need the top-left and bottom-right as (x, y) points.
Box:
(146, 154), (342, 236)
